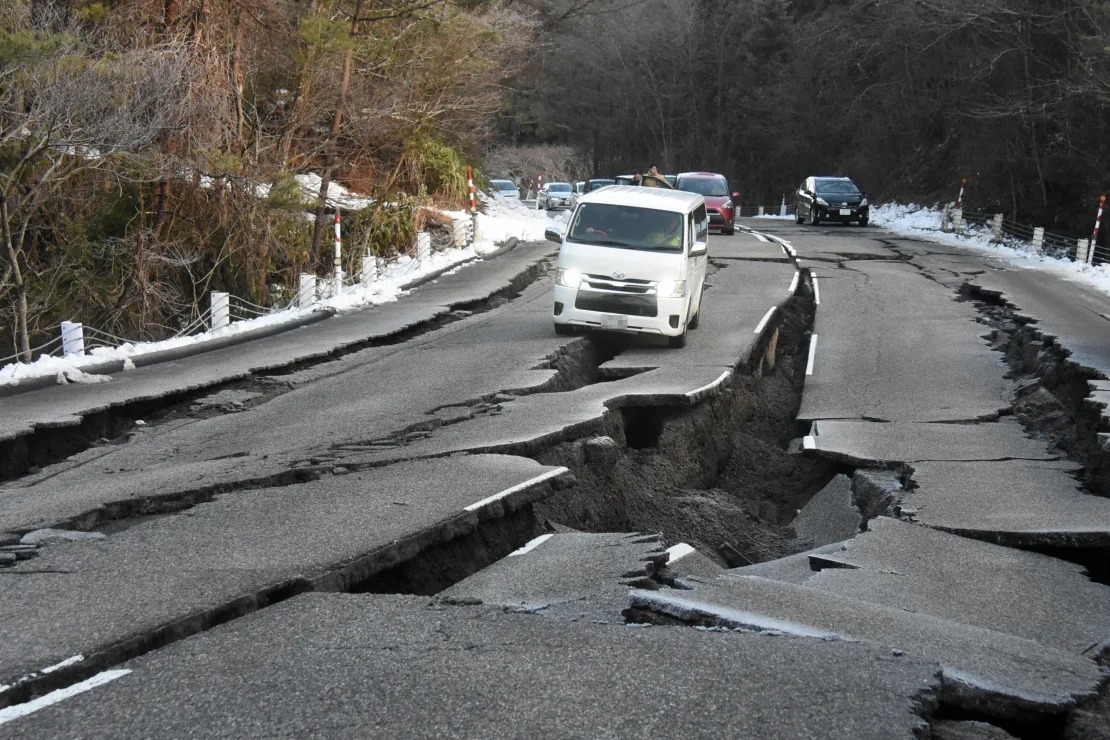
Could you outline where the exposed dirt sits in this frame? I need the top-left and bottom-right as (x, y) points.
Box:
(532, 285), (838, 566)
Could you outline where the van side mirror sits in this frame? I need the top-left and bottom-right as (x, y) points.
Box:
(689, 241), (707, 257)
(544, 226), (564, 244)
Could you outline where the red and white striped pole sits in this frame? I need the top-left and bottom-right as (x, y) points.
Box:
(333, 211), (343, 296)
(956, 177), (968, 210)
(1090, 194), (1106, 265)
(536, 172), (543, 210)
(466, 166), (476, 213)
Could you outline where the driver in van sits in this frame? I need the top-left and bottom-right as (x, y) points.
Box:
(646, 213), (683, 248)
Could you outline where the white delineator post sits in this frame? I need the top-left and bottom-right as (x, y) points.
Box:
(60, 321), (85, 357)
(333, 212), (343, 296)
(417, 232), (432, 263)
(991, 213), (1004, 243)
(956, 177), (968, 210)
(779, 196), (787, 217)
(1033, 227), (1045, 254)
(472, 212), (483, 243)
(952, 208), (964, 235)
(210, 291), (230, 330)
(361, 249), (377, 285)
(535, 172), (543, 210)
(1078, 238), (1090, 264)
(298, 273), (317, 308)
(757, 205), (765, 217)
(1090, 194), (1106, 265)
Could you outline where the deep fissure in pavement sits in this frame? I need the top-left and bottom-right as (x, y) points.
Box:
(528, 280), (844, 567)
(0, 258), (550, 483)
(963, 283), (1109, 498)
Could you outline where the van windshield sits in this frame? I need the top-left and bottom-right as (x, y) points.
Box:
(568, 203), (684, 252)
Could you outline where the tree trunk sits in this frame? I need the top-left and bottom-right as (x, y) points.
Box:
(0, 194), (31, 362)
(311, 0), (364, 266)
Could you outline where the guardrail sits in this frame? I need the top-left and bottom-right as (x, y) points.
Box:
(1, 215), (478, 371)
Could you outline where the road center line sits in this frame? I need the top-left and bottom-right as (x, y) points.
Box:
(806, 335), (818, 376)
(509, 534), (553, 557)
(754, 307), (776, 335)
(0, 670), (131, 727)
(464, 467), (570, 512)
(812, 272), (821, 305)
(788, 271), (799, 295)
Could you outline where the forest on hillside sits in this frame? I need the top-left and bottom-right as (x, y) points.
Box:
(508, 0), (1109, 229)
(2, 0), (1108, 360)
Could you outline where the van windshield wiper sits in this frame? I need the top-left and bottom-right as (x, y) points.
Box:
(587, 238), (634, 248)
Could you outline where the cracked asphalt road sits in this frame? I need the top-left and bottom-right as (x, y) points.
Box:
(2, 224), (1109, 738)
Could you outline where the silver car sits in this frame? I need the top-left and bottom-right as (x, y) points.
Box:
(538, 182), (574, 211)
(490, 179), (520, 200)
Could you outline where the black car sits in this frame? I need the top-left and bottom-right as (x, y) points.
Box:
(795, 176), (869, 226)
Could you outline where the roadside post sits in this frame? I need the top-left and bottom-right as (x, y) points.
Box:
(417, 232), (432, 262)
(361, 248), (377, 285)
(1090, 194), (1106, 265)
(1033, 227), (1045, 254)
(1078, 238), (1090, 264)
(298, 273), (317, 308)
(536, 172), (543, 210)
(779, 196), (787, 217)
(60, 321), (85, 357)
(956, 177), (968, 210)
(467, 166), (476, 213)
(333, 212), (343, 297)
(210, 292), (230, 330)
(991, 214), (1004, 243)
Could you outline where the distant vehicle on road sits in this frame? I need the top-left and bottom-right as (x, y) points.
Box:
(674, 172), (737, 235)
(490, 179), (520, 200)
(538, 182), (574, 210)
(570, 178), (616, 208)
(544, 186), (709, 348)
(795, 176), (869, 226)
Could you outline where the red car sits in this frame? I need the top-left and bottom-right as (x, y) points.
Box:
(674, 172), (738, 235)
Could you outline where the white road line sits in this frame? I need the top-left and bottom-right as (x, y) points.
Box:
(754, 307), (776, 335)
(0, 656), (85, 696)
(666, 543), (696, 563)
(813, 275), (821, 305)
(754, 233), (769, 243)
(685, 370), (731, 399)
(806, 335), (818, 376)
(464, 467), (570, 512)
(509, 533), (554, 557)
(788, 271), (799, 295)
(802, 436), (816, 451)
(0, 670), (131, 727)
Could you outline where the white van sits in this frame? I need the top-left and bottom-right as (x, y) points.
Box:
(545, 186), (709, 348)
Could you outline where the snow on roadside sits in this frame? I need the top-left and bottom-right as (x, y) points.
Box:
(0, 195), (565, 388)
(868, 203), (1110, 296)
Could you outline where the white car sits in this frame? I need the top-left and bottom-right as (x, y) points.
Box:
(490, 179), (520, 200)
(537, 182), (574, 210)
(545, 186), (709, 348)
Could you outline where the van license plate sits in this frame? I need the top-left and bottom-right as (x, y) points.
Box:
(839, 209), (852, 215)
(602, 314), (628, 329)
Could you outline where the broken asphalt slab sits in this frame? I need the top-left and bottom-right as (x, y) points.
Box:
(789, 474), (861, 547)
(0, 454), (572, 705)
(775, 516), (1110, 657)
(0, 243), (556, 447)
(0, 593), (943, 739)
(629, 575), (1103, 719)
(439, 531), (666, 622)
(804, 418), (1058, 466)
(797, 259), (1012, 423)
(900, 459), (1110, 548)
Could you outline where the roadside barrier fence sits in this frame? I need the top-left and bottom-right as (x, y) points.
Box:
(0, 216), (477, 369)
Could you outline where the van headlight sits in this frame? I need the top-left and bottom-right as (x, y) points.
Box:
(556, 267), (583, 289)
(656, 280), (686, 297)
